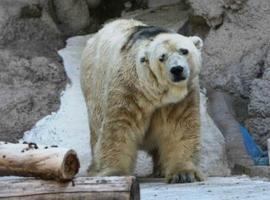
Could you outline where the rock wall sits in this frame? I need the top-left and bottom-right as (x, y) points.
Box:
(0, 0), (66, 142)
(183, 0), (270, 150)
(0, 0), (146, 142)
(199, 92), (230, 176)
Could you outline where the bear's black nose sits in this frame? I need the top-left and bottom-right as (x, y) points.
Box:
(170, 66), (186, 82)
(170, 66), (184, 76)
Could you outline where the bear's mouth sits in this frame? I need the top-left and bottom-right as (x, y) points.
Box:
(172, 75), (186, 82)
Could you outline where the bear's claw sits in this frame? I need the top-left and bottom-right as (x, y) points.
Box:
(166, 170), (204, 184)
(167, 172), (194, 183)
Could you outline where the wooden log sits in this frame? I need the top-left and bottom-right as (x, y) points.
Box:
(0, 142), (80, 181)
(0, 176), (140, 200)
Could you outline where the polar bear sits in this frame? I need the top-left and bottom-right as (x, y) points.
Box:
(80, 19), (203, 183)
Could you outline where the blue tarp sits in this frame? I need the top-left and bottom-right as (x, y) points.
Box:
(240, 125), (269, 165)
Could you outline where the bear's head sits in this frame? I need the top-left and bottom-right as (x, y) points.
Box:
(138, 33), (203, 88)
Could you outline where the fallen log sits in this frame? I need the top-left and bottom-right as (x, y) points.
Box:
(0, 176), (140, 200)
(0, 142), (80, 181)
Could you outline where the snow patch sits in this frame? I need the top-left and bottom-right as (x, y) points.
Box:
(22, 35), (92, 175)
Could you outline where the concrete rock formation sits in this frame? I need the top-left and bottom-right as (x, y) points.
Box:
(52, 0), (91, 35)
(174, 0), (270, 151)
(0, 0), (67, 142)
(0, 0), (146, 142)
(199, 92), (230, 176)
(191, 0), (270, 150)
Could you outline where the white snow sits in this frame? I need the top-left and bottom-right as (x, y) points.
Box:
(22, 35), (92, 175)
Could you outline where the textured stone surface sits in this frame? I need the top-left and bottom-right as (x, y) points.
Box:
(186, 0), (224, 28)
(188, 0), (270, 150)
(199, 92), (230, 176)
(53, 0), (91, 35)
(248, 79), (270, 118)
(123, 2), (189, 31)
(0, 52), (66, 142)
(207, 90), (253, 169)
(0, 1), (67, 142)
(223, 0), (247, 10)
(0, 0), (141, 142)
(148, 0), (179, 8)
(86, 0), (101, 8)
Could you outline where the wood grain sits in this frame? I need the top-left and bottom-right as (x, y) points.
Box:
(0, 142), (80, 181)
(0, 176), (140, 200)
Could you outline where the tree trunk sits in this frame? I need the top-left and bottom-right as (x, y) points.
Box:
(0, 176), (140, 200)
(0, 142), (80, 181)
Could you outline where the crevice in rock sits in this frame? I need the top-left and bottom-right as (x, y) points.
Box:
(178, 15), (210, 40)
(177, 0), (211, 39)
(20, 4), (42, 18)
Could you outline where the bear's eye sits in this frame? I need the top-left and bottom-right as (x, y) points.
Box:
(140, 57), (146, 63)
(179, 48), (189, 55)
(159, 54), (167, 62)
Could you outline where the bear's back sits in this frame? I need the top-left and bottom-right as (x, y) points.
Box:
(80, 20), (145, 114)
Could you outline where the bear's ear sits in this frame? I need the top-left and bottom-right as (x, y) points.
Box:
(190, 36), (203, 50)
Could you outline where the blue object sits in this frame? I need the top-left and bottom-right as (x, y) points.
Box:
(240, 125), (269, 165)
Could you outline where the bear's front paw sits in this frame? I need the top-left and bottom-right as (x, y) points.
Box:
(166, 170), (204, 184)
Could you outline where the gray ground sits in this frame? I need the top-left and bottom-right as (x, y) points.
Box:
(140, 176), (270, 200)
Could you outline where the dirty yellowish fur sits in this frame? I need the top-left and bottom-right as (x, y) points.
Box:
(80, 19), (204, 183)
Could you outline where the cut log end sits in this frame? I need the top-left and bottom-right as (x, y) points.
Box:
(61, 150), (80, 180)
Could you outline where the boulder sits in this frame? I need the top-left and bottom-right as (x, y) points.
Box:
(52, 0), (91, 36)
(199, 92), (230, 176)
(0, 1), (67, 142)
(186, 0), (224, 28)
(86, 0), (101, 8)
(248, 79), (270, 118)
(0, 51), (66, 142)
